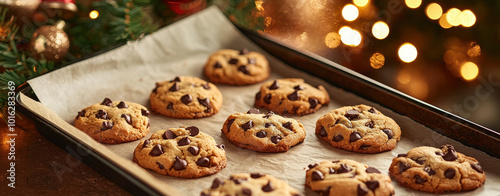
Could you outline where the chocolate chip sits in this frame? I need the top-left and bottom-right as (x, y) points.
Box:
(424, 167), (436, 175)
(368, 107), (376, 113)
(414, 157), (425, 165)
(213, 62), (222, 68)
(471, 163), (484, 173)
(443, 147), (458, 161)
(101, 121), (113, 131)
(256, 131), (267, 138)
(318, 127), (327, 137)
(349, 132), (362, 142)
(382, 129), (394, 139)
(141, 108), (150, 117)
(345, 109), (359, 120)
(202, 82), (211, 90)
(268, 80), (279, 90)
(445, 168), (456, 179)
(181, 94), (192, 105)
(251, 173), (264, 178)
(196, 157), (210, 167)
(170, 76), (181, 82)
(186, 126), (199, 136)
(256, 92), (261, 100)
(248, 58), (256, 65)
(233, 178), (247, 185)
(435, 151), (444, 156)
(397, 154), (407, 157)
(149, 144), (163, 156)
(309, 98), (319, 109)
(229, 58), (239, 64)
(239, 48), (249, 55)
(152, 83), (159, 93)
(282, 122), (293, 130)
(121, 114), (131, 124)
(142, 140), (150, 149)
(167, 103), (173, 110)
(211, 178), (223, 189)
(241, 188), (252, 196)
(163, 130), (176, 139)
(366, 167), (381, 173)
(227, 119), (235, 131)
(287, 90), (299, 101)
(188, 146), (199, 156)
(271, 135), (282, 144)
(365, 180), (379, 191)
(398, 162), (410, 173)
(320, 187), (331, 196)
(332, 160), (340, 163)
(238, 65), (250, 75)
(216, 144), (225, 149)
(241, 121), (253, 131)
(311, 171), (324, 181)
(247, 108), (260, 114)
(173, 156), (187, 170)
(101, 97), (113, 106)
(262, 181), (274, 192)
(365, 121), (374, 128)
(294, 85), (304, 90)
(308, 163), (318, 169)
(157, 162), (165, 170)
(337, 164), (352, 174)
(198, 98), (211, 108)
(357, 184), (369, 196)
(333, 134), (344, 142)
(77, 110), (86, 118)
(264, 94), (272, 104)
(169, 82), (179, 92)
(178, 137), (191, 146)
(414, 175), (426, 184)
(329, 168), (335, 174)
(263, 111), (274, 118)
(200, 193), (209, 196)
(96, 110), (108, 119)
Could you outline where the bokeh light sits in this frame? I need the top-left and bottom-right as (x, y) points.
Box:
(439, 13), (452, 29)
(398, 43), (418, 63)
(89, 10), (99, 19)
(342, 4), (359, 21)
(446, 8), (462, 26)
(372, 21), (390, 40)
(339, 26), (362, 46)
(255, 0), (264, 11)
(370, 53), (385, 69)
(353, 0), (369, 7)
(467, 42), (481, 57)
(460, 9), (476, 27)
(426, 3), (442, 20)
(325, 32), (341, 49)
(405, 0), (422, 9)
(460, 62), (479, 81)
(398, 70), (411, 84)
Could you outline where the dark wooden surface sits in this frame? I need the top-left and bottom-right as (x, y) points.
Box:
(0, 114), (130, 195)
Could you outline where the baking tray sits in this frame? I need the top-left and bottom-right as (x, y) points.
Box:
(15, 9), (500, 196)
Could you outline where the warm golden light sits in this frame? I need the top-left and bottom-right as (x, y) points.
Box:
(397, 70), (411, 84)
(353, 0), (369, 7)
(439, 13), (452, 29)
(461, 62), (479, 81)
(398, 43), (418, 63)
(426, 3), (442, 20)
(460, 9), (476, 27)
(89, 10), (99, 19)
(370, 53), (385, 69)
(405, 0), (422, 9)
(467, 43), (481, 57)
(325, 32), (341, 49)
(339, 26), (362, 46)
(255, 0), (264, 11)
(342, 4), (359, 22)
(372, 21), (389, 40)
(446, 8), (462, 26)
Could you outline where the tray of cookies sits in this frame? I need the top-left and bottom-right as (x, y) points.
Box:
(16, 6), (500, 196)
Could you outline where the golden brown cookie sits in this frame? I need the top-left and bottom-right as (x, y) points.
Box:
(133, 126), (227, 178)
(254, 78), (330, 116)
(74, 98), (150, 144)
(389, 145), (486, 193)
(315, 105), (401, 153)
(149, 76), (222, 118)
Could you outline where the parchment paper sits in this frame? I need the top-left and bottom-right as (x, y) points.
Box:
(27, 7), (500, 195)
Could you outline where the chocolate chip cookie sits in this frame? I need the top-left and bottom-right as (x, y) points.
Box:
(149, 76), (223, 118)
(74, 98), (150, 144)
(222, 108), (306, 152)
(389, 145), (486, 193)
(204, 48), (270, 85)
(254, 78), (330, 116)
(201, 173), (303, 196)
(133, 126), (227, 178)
(315, 104), (401, 153)
(306, 159), (395, 196)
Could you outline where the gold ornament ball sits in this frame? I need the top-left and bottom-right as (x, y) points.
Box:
(30, 23), (69, 62)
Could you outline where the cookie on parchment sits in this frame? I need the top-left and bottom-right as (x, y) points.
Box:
(201, 173), (303, 196)
(306, 159), (395, 196)
(254, 78), (330, 116)
(222, 108), (306, 152)
(74, 98), (150, 144)
(150, 76), (222, 118)
(315, 105), (401, 153)
(389, 145), (486, 193)
(204, 48), (270, 85)
(133, 126), (227, 178)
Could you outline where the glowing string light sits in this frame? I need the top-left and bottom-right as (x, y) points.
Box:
(398, 43), (418, 63)
(342, 4), (359, 21)
(461, 62), (479, 81)
(353, 0), (369, 7)
(460, 9), (476, 27)
(372, 21), (389, 40)
(89, 10), (99, 19)
(405, 0), (422, 9)
(426, 3), (442, 20)
(446, 8), (462, 26)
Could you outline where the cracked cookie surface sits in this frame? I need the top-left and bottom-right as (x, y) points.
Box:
(133, 126), (227, 178)
(389, 145), (486, 193)
(149, 76), (223, 118)
(315, 104), (401, 153)
(74, 97), (150, 144)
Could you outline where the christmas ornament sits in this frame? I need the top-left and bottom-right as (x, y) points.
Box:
(163, 0), (206, 15)
(38, 0), (77, 19)
(30, 21), (69, 62)
(0, 0), (41, 23)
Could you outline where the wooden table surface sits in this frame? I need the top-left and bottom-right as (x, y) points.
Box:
(0, 114), (130, 195)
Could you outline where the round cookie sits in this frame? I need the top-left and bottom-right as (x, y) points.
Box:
(74, 97), (150, 144)
(204, 48), (270, 85)
(254, 78), (330, 116)
(222, 108), (306, 152)
(201, 173), (303, 196)
(389, 145), (486, 193)
(133, 126), (227, 178)
(149, 76), (223, 118)
(315, 104), (401, 153)
(306, 159), (395, 196)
